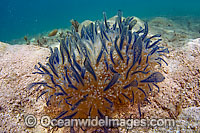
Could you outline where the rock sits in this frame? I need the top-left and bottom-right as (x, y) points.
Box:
(0, 42), (50, 132)
(0, 27), (200, 132)
(78, 20), (93, 32)
(78, 15), (145, 34)
(0, 42), (9, 56)
(148, 17), (198, 48)
(176, 107), (200, 131)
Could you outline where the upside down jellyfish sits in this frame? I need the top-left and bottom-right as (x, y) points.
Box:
(28, 11), (169, 130)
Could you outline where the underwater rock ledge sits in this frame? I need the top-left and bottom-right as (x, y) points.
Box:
(0, 22), (200, 132)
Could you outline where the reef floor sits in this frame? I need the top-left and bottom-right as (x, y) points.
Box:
(0, 16), (200, 132)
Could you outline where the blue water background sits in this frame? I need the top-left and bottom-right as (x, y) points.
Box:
(0, 0), (200, 43)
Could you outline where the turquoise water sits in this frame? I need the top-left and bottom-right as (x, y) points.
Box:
(1, 0), (200, 44)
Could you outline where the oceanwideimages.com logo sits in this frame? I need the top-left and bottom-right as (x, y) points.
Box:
(24, 114), (176, 129)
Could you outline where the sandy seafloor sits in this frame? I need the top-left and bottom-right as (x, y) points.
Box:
(0, 16), (200, 132)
